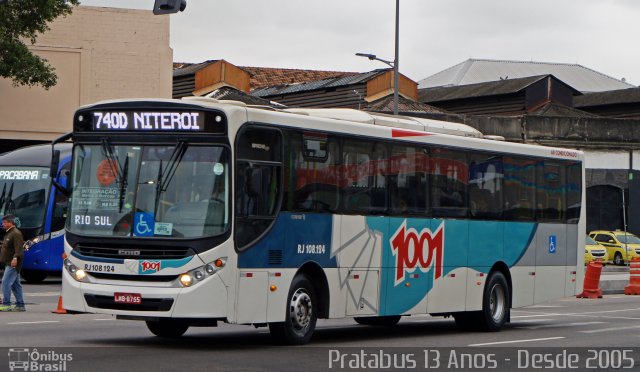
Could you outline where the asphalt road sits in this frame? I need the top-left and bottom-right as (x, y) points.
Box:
(1, 277), (640, 371)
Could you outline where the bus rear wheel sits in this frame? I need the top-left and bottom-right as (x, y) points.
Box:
(146, 319), (189, 338)
(354, 315), (401, 326)
(480, 271), (509, 331)
(269, 274), (317, 345)
(453, 271), (509, 332)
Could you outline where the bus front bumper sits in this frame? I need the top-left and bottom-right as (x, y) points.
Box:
(62, 269), (229, 319)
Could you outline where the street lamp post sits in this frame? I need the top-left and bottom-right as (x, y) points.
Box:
(356, 0), (400, 115)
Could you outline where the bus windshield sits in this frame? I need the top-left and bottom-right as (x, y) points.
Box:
(67, 144), (230, 238)
(0, 167), (51, 229)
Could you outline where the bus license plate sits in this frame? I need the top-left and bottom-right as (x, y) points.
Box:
(114, 292), (142, 305)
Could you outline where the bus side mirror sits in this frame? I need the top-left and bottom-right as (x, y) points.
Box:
(153, 0), (186, 14)
(50, 150), (60, 179)
(50, 149), (69, 197)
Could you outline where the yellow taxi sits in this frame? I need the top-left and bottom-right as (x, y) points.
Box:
(584, 235), (608, 265)
(589, 230), (640, 265)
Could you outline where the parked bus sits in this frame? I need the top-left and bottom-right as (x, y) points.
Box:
(0, 144), (72, 282)
(61, 98), (585, 344)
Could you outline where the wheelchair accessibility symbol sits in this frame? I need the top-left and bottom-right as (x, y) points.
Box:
(549, 235), (557, 254)
(134, 212), (155, 237)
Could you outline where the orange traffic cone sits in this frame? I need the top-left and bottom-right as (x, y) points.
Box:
(577, 260), (603, 299)
(624, 257), (640, 295)
(52, 295), (68, 314)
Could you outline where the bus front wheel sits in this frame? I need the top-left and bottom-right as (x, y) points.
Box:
(269, 274), (317, 345)
(146, 319), (189, 338)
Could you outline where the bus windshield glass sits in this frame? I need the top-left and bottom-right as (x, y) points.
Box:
(68, 144), (230, 238)
(0, 167), (50, 229)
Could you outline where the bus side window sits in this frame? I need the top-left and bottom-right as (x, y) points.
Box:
(341, 139), (387, 214)
(389, 145), (429, 215)
(468, 154), (503, 220)
(235, 126), (283, 250)
(566, 162), (582, 223)
(287, 131), (340, 213)
(537, 162), (565, 222)
(503, 156), (536, 221)
(430, 148), (468, 218)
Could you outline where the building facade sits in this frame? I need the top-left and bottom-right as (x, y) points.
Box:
(0, 6), (172, 152)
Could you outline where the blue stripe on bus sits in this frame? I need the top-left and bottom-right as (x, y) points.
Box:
(238, 212), (336, 268)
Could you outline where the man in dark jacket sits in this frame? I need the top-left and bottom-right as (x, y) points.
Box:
(0, 215), (25, 311)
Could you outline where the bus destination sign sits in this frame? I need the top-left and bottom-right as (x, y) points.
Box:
(91, 111), (205, 132)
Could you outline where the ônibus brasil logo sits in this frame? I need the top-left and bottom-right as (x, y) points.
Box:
(390, 221), (444, 286)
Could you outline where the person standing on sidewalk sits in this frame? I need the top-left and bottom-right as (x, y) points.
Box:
(0, 215), (25, 311)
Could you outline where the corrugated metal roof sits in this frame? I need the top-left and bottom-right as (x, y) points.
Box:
(173, 60), (219, 77)
(528, 102), (598, 118)
(252, 70), (386, 97)
(365, 95), (449, 114)
(574, 87), (640, 107)
(419, 75), (555, 102)
(419, 59), (634, 93)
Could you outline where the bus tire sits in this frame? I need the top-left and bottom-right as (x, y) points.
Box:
(146, 319), (189, 338)
(480, 271), (509, 332)
(354, 315), (401, 326)
(269, 274), (317, 345)
(20, 270), (47, 283)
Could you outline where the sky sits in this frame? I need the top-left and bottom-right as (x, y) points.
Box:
(78, 0), (640, 86)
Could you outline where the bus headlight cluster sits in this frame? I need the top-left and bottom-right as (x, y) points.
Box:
(64, 258), (88, 282)
(23, 235), (45, 251)
(178, 257), (226, 287)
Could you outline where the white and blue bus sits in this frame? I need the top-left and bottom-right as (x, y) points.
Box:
(61, 98), (584, 344)
(0, 144), (72, 282)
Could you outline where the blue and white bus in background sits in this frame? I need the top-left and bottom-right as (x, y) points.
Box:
(0, 144), (72, 282)
(61, 98), (585, 344)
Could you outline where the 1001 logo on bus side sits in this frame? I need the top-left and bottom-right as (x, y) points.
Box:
(390, 221), (444, 286)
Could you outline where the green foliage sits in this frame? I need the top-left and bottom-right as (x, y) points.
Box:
(0, 0), (80, 89)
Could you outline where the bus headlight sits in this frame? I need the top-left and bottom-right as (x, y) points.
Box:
(23, 234), (45, 251)
(63, 258), (89, 282)
(178, 257), (226, 287)
(179, 274), (193, 287)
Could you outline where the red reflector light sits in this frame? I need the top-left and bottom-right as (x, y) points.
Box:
(275, 272), (281, 277)
(245, 273), (253, 278)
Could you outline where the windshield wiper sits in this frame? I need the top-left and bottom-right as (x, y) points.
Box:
(4, 182), (14, 215)
(118, 156), (129, 212)
(0, 183), (6, 213)
(100, 139), (125, 185)
(100, 139), (130, 212)
(153, 140), (187, 216)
